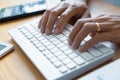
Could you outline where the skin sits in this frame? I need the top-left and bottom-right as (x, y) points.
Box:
(38, 0), (88, 35)
(38, 0), (120, 52)
(69, 15), (120, 52)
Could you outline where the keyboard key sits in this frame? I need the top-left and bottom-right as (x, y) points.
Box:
(63, 40), (68, 44)
(61, 46), (69, 51)
(43, 41), (52, 46)
(81, 52), (94, 61)
(32, 40), (39, 45)
(65, 25), (73, 31)
(40, 39), (49, 44)
(54, 51), (63, 56)
(94, 44), (111, 53)
(49, 56), (59, 63)
(57, 43), (65, 48)
(73, 56), (85, 65)
(38, 36), (45, 41)
(43, 50), (51, 55)
(66, 61), (76, 70)
(68, 53), (78, 58)
(35, 34), (42, 38)
(38, 46), (46, 51)
(47, 44), (55, 49)
(52, 40), (61, 44)
(58, 65), (68, 73)
(49, 37), (58, 42)
(62, 58), (72, 64)
(64, 49), (73, 55)
(46, 53), (55, 59)
(53, 61), (62, 68)
(51, 47), (59, 53)
(46, 35), (54, 39)
(88, 47), (102, 57)
(58, 54), (67, 60)
(56, 34), (65, 38)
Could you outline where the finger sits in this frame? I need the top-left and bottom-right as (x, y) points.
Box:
(54, 6), (81, 34)
(81, 9), (90, 18)
(79, 32), (111, 52)
(38, 16), (42, 29)
(69, 16), (116, 46)
(45, 5), (67, 35)
(89, 32), (96, 37)
(40, 10), (50, 33)
(71, 22), (97, 49)
(39, 5), (59, 33)
(68, 18), (93, 45)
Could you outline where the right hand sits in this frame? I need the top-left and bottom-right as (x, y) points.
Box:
(38, 0), (88, 35)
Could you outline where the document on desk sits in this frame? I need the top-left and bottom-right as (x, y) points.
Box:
(78, 58), (120, 80)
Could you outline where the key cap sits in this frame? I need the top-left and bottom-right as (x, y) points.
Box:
(62, 58), (72, 64)
(49, 57), (59, 63)
(81, 52), (94, 61)
(64, 49), (73, 55)
(94, 44), (111, 53)
(73, 56), (85, 65)
(88, 47), (102, 57)
(61, 46), (69, 51)
(58, 54), (67, 60)
(66, 61), (76, 70)
(57, 43), (65, 48)
(54, 51), (63, 56)
(68, 53), (78, 58)
(46, 53), (54, 59)
(59, 65), (68, 73)
(43, 50), (51, 55)
(38, 46), (46, 51)
(53, 61), (62, 68)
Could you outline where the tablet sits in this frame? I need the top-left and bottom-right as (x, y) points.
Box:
(0, 42), (13, 58)
(0, 0), (46, 22)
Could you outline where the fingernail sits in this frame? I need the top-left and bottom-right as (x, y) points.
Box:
(54, 29), (58, 34)
(45, 28), (51, 35)
(55, 29), (60, 35)
(79, 47), (86, 52)
(40, 27), (44, 33)
(38, 25), (40, 29)
(72, 43), (77, 49)
(68, 38), (72, 45)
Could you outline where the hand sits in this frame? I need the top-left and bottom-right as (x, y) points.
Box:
(38, 0), (88, 35)
(68, 15), (120, 52)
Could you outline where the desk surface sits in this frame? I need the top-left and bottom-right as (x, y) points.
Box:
(0, 0), (120, 80)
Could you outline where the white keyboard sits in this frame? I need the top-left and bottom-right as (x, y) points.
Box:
(8, 19), (115, 80)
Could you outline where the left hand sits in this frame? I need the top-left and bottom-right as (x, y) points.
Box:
(68, 15), (120, 52)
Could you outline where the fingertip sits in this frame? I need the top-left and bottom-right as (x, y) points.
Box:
(40, 26), (45, 33)
(72, 43), (78, 49)
(68, 38), (72, 46)
(54, 29), (61, 35)
(45, 28), (51, 35)
(78, 46), (87, 52)
(38, 23), (41, 29)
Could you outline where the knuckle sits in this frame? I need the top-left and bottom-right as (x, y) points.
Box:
(77, 19), (84, 24)
(71, 4), (77, 8)
(45, 9), (51, 14)
(60, 14), (68, 18)
(61, 1), (68, 6)
(82, 3), (87, 9)
(50, 10), (58, 16)
(82, 23), (91, 31)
